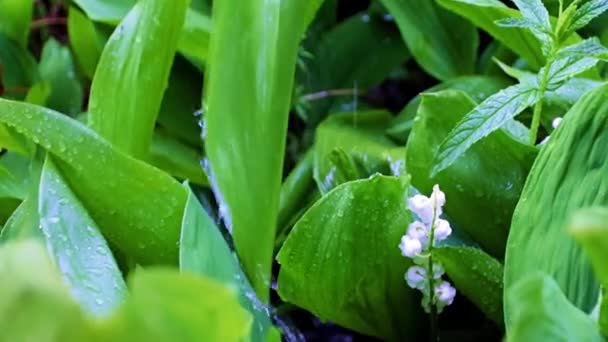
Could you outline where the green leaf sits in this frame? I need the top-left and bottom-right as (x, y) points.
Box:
(554, 37), (608, 60)
(437, 0), (544, 68)
(296, 10), (409, 123)
(0, 195), (39, 242)
(378, 0), (478, 80)
(0, 33), (39, 100)
(432, 83), (538, 176)
(38, 38), (83, 116)
(88, 0), (188, 159)
(277, 149), (315, 231)
(569, 0), (608, 32)
(546, 56), (600, 87)
(314, 111), (402, 193)
(504, 84), (608, 326)
(0, 240), (93, 340)
(0, 0), (33, 47)
(512, 0), (552, 32)
(150, 131), (207, 186)
(177, 9), (211, 66)
(386, 76), (510, 143)
(0, 98), (187, 264)
(204, 0), (321, 301)
(38, 157), (127, 317)
(277, 175), (422, 340)
(100, 269), (253, 341)
(67, 6), (104, 80)
(433, 246), (503, 324)
(71, 0), (134, 24)
(407, 90), (536, 257)
(179, 185), (275, 341)
(0, 152), (29, 200)
(506, 273), (602, 342)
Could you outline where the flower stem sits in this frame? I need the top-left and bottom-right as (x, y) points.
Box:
(528, 58), (554, 145)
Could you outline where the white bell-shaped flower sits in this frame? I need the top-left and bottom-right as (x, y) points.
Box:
(433, 219), (452, 242)
(407, 221), (429, 246)
(399, 234), (422, 258)
(430, 184), (446, 208)
(552, 117), (562, 129)
(405, 266), (427, 290)
(435, 281), (456, 312)
(408, 194), (434, 224)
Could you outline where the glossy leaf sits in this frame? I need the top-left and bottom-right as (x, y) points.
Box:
(38, 38), (83, 116)
(67, 6), (104, 79)
(101, 269), (253, 341)
(38, 157), (127, 316)
(0, 0), (33, 47)
(504, 84), (608, 325)
(71, 0), (134, 24)
(432, 83), (538, 176)
(0, 240), (93, 340)
(314, 111), (402, 193)
(277, 175), (422, 340)
(178, 9), (212, 66)
(546, 56), (601, 87)
(554, 37), (608, 60)
(407, 90), (536, 257)
(88, 0), (188, 158)
(204, 0), (322, 301)
(433, 246), (503, 324)
(0, 98), (187, 264)
(0, 195), (39, 242)
(277, 149), (315, 231)
(0, 152), (29, 200)
(437, 0), (545, 68)
(506, 273), (602, 342)
(379, 0), (478, 80)
(179, 186), (276, 341)
(0, 33), (38, 100)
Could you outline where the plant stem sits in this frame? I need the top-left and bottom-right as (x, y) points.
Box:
(299, 88), (365, 102)
(528, 59), (553, 145)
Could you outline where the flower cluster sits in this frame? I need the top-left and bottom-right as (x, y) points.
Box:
(399, 185), (456, 313)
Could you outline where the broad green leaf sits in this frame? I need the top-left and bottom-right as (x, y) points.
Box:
(100, 269), (253, 342)
(314, 111), (403, 193)
(0, 0), (33, 47)
(296, 10), (409, 123)
(570, 0), (608, 32)
(179, 186), (275, 341)
(407, 90), (536, 257)
(277, 175), (422, 340)
(0, 33), (38, 100)
(150, 131), (207, 186)
(504, 84), (608, 325)
(204, 0), (321, 301)
(437, 0), (545, 68)
(506, 273), (602, 342)
(0, 240), (93, 341)
(24, 82), (51, 107)
(379, 0), (478, 80)
(38, 157), (127, 317)
(386, 76), (510, 143)
(39, 38), (83, 116)
(0, 152), (29, 200)
(89, 0), (188, 159)
(67, 6), (104, 79)
(433, 246), (503, 324)
(432, 83), (538, 176)
(0, 195), (38, 242)
(0, 98), (187, 264)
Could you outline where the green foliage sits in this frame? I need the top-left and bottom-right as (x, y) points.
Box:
(203, 0), (322, 301)
(277, 175), (422, 340)
(504, 83), (608, 325)
(67, 6), (104, 80)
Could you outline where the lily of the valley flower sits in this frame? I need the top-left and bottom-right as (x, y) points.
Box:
(399, 184), (456, 313)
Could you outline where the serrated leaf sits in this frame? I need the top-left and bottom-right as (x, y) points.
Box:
(546, 56), (600, 87)
(569, 0), (608, 32)
(432, 84), (539, 176)
(38, 157), (127, 317)
(495, 17), (539, 28)
(88, 0), (188, 159)
(554, 37), (608, 61)
(512, 0), (551, 30)
(506, 273), (602, 342)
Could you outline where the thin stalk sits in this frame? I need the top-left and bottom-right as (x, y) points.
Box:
(529, 58), (554, 145)
(300, 88), (365, 102)
(427, 202), (439, 342)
